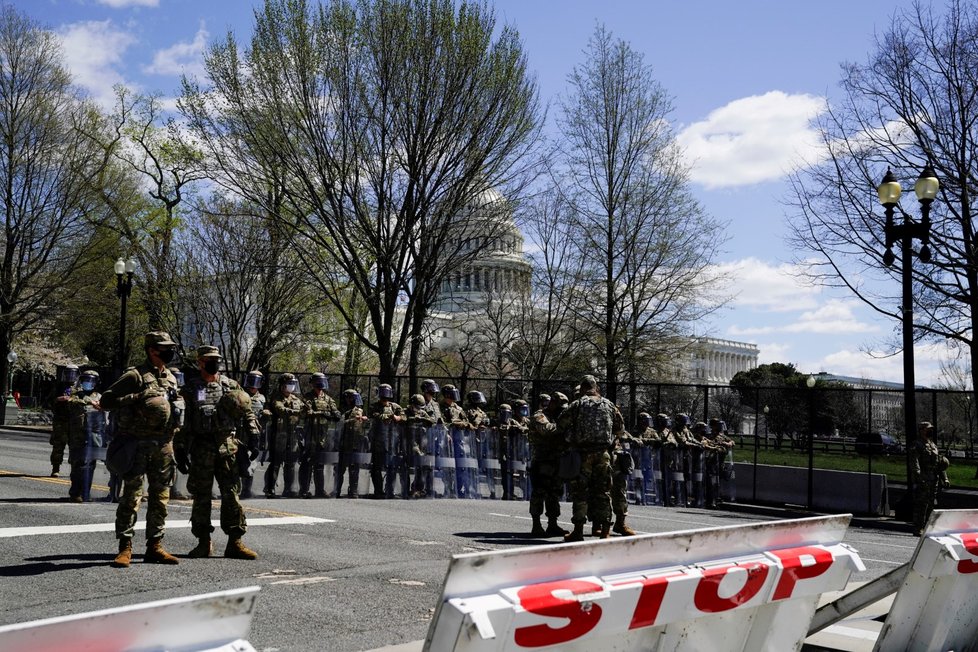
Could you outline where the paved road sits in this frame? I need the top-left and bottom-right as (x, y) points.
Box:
(0, 428), (918, 651)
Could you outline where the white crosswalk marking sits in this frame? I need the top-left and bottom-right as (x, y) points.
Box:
(0, 516), (332, 538)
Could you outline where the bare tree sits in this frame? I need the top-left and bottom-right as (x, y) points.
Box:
(0, 6), (106, 398)
(558, 26), (727, 401)
(181, 0), (541, 385)
(787, 0), (978, 396)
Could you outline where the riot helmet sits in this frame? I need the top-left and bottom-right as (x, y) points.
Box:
(410, 393), (426, 408)
(57, 364), (79, 385)
(311, 372), (328, 391)
(441, 384), (461, 402)
(420, 379), (439, 395)
(466, 390), (487, 407)
(654, 413), (671, 430)
(168, 367), (184, 388)
(552, 392), (569, 408)
(637, 412), (652, 430)
(79, 370), (99, 392)
(244, 370), (264, 390)
(538, 393), (551, 410)
(343, 388), (363, 407)
(377, 383), (395, 400)
(676, 413), (690, 428)
(514, 399), (530, 419)
(279, 372), (298, 394)
(497, 404), (512, 423)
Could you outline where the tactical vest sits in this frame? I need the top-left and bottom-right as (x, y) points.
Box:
(113, 366), (179, 439)
(340, 407), (367, 451)
(573, 395), (615, 448)
(186, 376), (238, 441)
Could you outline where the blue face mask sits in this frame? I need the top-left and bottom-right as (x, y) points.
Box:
(80, 380), (96, 392)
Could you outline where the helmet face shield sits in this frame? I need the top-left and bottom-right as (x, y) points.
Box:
(498, 408), (512, 423)
(516, 404), (529, 418)
(676, 413), (690, 427)
(421, 379), (439, 395)
(311, 373), (328, 390)
(637, 413), (652, 429)
(79, 373), (98, 392)
(445, 387), (460, 401)
(244, 373), (263, 389)
(467, 391), (486, 406)
(378, 384), (394, 400)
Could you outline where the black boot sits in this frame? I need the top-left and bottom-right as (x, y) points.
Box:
(545, 519), (569, 537)
(530, 516), (547, 537)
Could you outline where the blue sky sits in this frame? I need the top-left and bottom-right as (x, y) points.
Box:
(16, 0), (958, 385)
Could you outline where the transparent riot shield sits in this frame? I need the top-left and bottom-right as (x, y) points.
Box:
(77, 408), (105, 501)
(382, 422), (409, 499)
(410, 423), (434, 499)
(334, 417), (371, 498)
(509, 430), (529, 501)
(314, 420), (340, 497)
(689, 447), (705, 508)
(635, 445), (659, 506)
(665, 445), (687, 507)
(720, 449), (736, 503)
(452, 426), (480, 499)
(480, 426), (501, 499)
(432, 425), (455, 499)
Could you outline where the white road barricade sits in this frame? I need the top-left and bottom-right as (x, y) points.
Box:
(874, 509), (978, 652)
(425, 515), (864, 651)
(0, 586), (260, 652)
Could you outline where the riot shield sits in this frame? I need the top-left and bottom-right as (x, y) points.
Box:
(76, 408), (105, 501)
(313, 420), (340, 497)
(665, 445), (687, 507)
(381, 422), (409, 498)
(720, 449), (736, 502)
(689, 447), (705, 508)
(432, 425), (456, 499)
(452, 426), (480, 499)
(508, 430), (529, 501)
(408, 422), (433, 498)
(479, 426), (501, 499)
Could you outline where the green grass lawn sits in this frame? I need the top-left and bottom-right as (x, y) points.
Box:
(733, 448), (978, 489)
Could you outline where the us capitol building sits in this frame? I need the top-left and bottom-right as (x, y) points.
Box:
(425, 188), (758, 385)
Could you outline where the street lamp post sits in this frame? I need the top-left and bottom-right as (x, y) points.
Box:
(806, 374), (816, 510)
(878, 164), (938, 514)
(115, 257), (137, 379)
(1, 350), (16, 426)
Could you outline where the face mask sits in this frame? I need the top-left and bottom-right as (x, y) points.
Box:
(203, 360), (220, 375)
(80, 380), (96, 392)
(313, 381), (327, 390)
(285, 382), (298, 393)
(157, 349), (175, 364)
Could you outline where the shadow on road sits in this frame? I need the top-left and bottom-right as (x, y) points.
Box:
(0, 497), (73, 504)
(454, 531), (558, 546)
(1, 553), (115, 576)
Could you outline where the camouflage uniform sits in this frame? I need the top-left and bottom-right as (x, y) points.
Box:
(99, 332), (182, 565)
(65, 381), (103, 502)
(406, 394), (438, 497)
(439, 395), (468, 498)
(237, 387), (267, 499)
(368, 394), (405, 498)
(263, 377), (305, 497)
(557, 377), (625, 540)
(610, 427), (641, 533)
(459, 396), (488, 498)
(497, 412), (527, 501)
(528, 400), (567, 537)
(176, 356), (259, 548)
(635, 422), (663, 505)
(336, 395), (369, 497)
(911, 422), (944, 534)
(702, 420), (735, 508)
(48, 365), (78, 476)
(299, 387), (341, 498)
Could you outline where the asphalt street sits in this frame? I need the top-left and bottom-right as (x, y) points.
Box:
(0, 428), (919, 651)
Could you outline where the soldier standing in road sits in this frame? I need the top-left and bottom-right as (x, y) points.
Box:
(557, 376), (624, 542)
(609, 419), (640, 536)
(66, 370), (104, 502)
(336, 389), (369, 498)
(406, 393), (436, 498)
(458, 391), (488, 498)
(439, 384), (467, 498)
(911, 421), (947, 535)
(299, 372), (341, 498)
(528, 392), (569, 538)
(99, 331), (182, 568)
(368, 384), (404, 499)
(408, 379), (443, 498)
(175, 346), (260, 560)
(495, 403), (526, 500)
(49, 364), (79, 477)
(238, 371), (268, 499)
(263, 373), (304, 498)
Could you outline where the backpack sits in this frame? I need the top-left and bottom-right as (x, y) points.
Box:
(574, 395), (615, 447)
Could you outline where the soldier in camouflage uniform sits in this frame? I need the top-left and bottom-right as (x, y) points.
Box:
(66, 370), (104, 502)
(911, 421), (947, 535)
(528, 392), (568, 537)
(609, 415), (641, 536)
(705, 418), (735, 508)
(49, 364), (79, 477)
(238, 371), (268, 499)
(263, 373), (304, 498)
(175, 346), (261, 560)
(408, 379), (443, 498)
(368, 383), (405, 499)
(631, 412), (662, 505)
(439, 384), (468, 498)
(558, 376), (625, 542)
(495, 403), (527, 500)
(336, 389), (369, 497)
(100, 331), (182, 568)
(458, 391), (488, 498)
(511, 399), (532, 499)
(299, 372), (342, 498)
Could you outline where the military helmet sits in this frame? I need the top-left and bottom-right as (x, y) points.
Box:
(410, 393), (425, 407)
(279, 373), (298, 393)
(244, 370), (264, 390)
(57, 364), (79, 384)
(79, 370), (99, 392)
(693, 421), (709, 434)
(279, 372), (297, 383)
(311, 372), (328, 390)
(676, 413), (690, 427)
(80, 369), (99, 379)
(466, 390), (487, 406)
(637, 412), (652, 429)
(218, 388), (253, 421)
(538, 393), (551, 408)
(441, 384), (461, 402)
(579, 375), (598, 392)
(497, 403), (512, 422)
(421, 379), (440, 395)
(513, 399), (529, 418)
(343, 388), (363, 407)
(654, 413), (671, 429)
(377, 383), (394, 400)
(552, 391), (569, 407)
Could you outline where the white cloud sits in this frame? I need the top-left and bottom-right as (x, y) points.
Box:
(713, 257), (821, 313)
(677, 91), (828, 189)
(57, 20), (136, 108)
(144, 24), (208, 79)
(756, 342), (793, 365)
(97, 0), (159, 7)
(730, 299), (881, 337)
(814, 342), (951, 386)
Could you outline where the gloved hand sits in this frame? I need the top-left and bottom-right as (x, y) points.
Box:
(249, 447), (260, 461)
(174, 448), (191, 475)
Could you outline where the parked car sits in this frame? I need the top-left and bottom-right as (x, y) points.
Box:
(855, 432), (904, 456)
